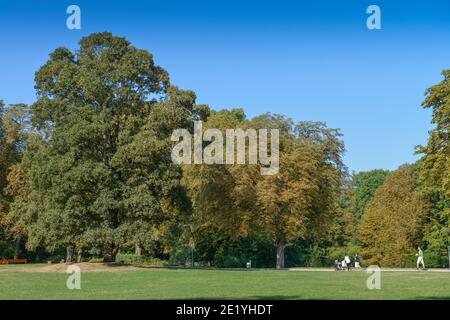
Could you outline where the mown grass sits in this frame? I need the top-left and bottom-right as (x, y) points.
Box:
(1, 267), (449, 300)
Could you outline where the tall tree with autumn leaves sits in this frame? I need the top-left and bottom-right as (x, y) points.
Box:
(183, 111), (345, 268)
(359, 164), (430, 266)
(0, 100), (7, 234)
(0, 100), (7, 211)
(0, 102), (31, 259)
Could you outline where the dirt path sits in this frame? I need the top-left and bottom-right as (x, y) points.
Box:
(0, 262), (158, 273)
(288, 267), (450, 272)
(2, 264), (448, 273)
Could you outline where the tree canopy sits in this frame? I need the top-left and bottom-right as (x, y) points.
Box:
(359, 164), (430, 266)
(182, 111), (345, 268)
(415, 69), (450, 267)
(1, 33), (448, 268)
(5, 33), (206, 262)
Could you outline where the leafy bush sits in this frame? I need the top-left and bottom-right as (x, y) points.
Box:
(116, 252), (166, 266)
(303, 245), (328, 267)
(327, 244), (363, 266)
(46, 254), (65, 263)
(169, 246), (192, 267)
(420, 251), (448, 268)
(0, 245), (14, 259)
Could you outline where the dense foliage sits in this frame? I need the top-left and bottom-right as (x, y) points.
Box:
(0, 33), (448, 267)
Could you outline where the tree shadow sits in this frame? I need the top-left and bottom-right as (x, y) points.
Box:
(174, 295), (306, 300)
(417, 296), (450, 300)
(132, 265), (273, 272)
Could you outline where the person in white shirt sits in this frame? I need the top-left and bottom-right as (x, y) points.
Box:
(344, 255), (351, 271)
(334, 259), (342, 271)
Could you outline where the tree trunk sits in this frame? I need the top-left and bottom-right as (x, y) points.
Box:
(135, 242), (142, 257)
(76, 248), (82, 263)
(13, 237), (21, 260)
(276, 241), (286, 269)
(66, 245), (74, 263)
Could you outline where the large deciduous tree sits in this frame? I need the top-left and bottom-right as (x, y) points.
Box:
(254, 119), (345, 268)
(0, 102), (31, 259)
(359, 164), (430, 267)
(415, 70), (450, 266)
(25, 32), (205, 262)
(0, 100), (7, 237)
(183, 111), (345, 268)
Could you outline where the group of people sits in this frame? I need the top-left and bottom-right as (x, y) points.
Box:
(334, 254), (361, 271)
(334, 247), (426, 271)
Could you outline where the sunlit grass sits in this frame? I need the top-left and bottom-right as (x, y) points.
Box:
(1, 267), (449, 300)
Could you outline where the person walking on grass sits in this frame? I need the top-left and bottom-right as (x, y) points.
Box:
(354, 253), (361, 269)
(416, 246), (426, 270)
(334, 259), (342, 271)
(344, 255), (351, 271)
(341, 258), (347, 270)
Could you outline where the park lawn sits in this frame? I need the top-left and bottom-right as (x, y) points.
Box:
(0, 267), (449, 300)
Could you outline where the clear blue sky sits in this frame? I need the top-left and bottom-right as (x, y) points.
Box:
(1, 0), (449, 172)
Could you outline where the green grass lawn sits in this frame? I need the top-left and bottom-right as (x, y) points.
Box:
(1, 266), (449, 300)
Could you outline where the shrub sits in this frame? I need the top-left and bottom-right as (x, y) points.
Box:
(115, 252), (166, 266)
(327, 244), (363, 266)
(169, 246), (192, 267)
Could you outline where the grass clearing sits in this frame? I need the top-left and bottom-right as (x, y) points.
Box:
(1, 265), (449, 300)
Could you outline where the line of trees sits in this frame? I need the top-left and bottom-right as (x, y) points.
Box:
(0, 33), (448, 267)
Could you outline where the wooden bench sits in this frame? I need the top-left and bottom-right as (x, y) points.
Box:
(0, 258), (28, 264)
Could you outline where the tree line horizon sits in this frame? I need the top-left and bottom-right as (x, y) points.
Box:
(0, 32), (448, 268)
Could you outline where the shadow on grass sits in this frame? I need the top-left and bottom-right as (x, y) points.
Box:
(175, 295), (306, 300)
(132, 265), (276, 272)
(247, 295), (309, 300)
(189, 296), (450, 300)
